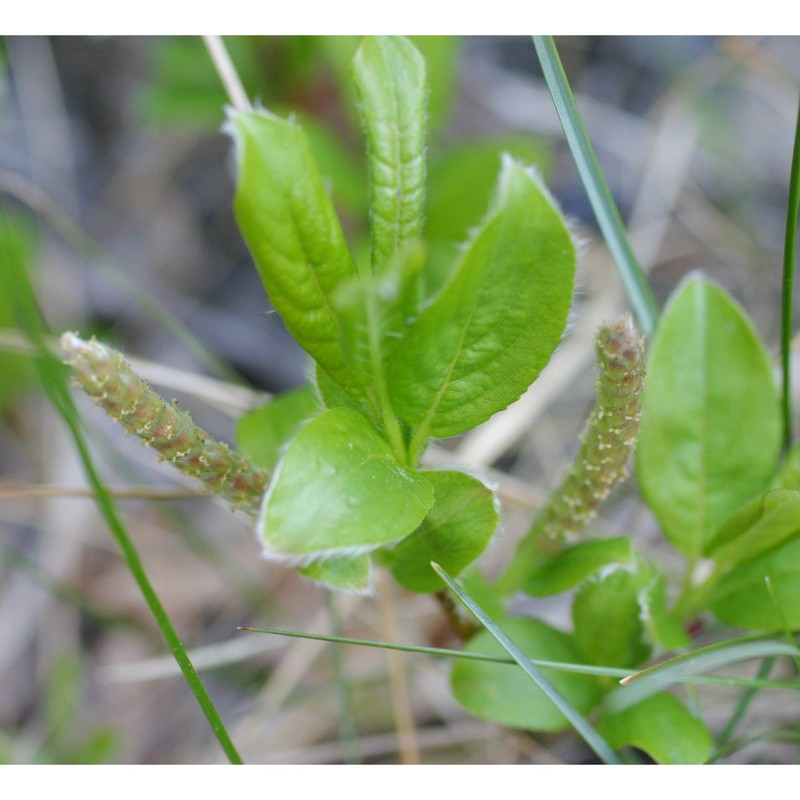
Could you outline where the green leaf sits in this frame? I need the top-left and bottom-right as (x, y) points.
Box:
(332, 240), (426, 392)
(299, 555), (372, 592)
(0, 213), (37, 405)
(140, 37), (261, 128)
(710, 537), (800, 630)
(705, 489), (800, 571)
(426, 135), (551, 244)
(457, 566), (506, 624)
(597, 693), (712, 764)
(388, 158), (576, 442)
(228, 109), (359, 389)
(638, 573), (691, 650)
(636, 276), (781, 558)
(258, 408), (433, 559)
(315, 364), (371, 415)
(352, 36), (427, 272)
(378, 470), (499, 593)
(292, 111), (368, 219)
(408, 36), (460, 135)
(775, 440), (800, 490)
(451, 617), (601, 733)
(521, 537), (635, 597)
(573, 568), (651, 669)
(236, 386), (321, 471)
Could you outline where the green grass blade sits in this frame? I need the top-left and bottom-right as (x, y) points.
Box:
(238, 625), (629, 678)
(239, 625), (800, 692)
(781, 97), (800, 450)
(2, 214), (243, 765)
(431, 562), (621, 764)
(609, 637), (800, 712)
(532, 36), (659, 339)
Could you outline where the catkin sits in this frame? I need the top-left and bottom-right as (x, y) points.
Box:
(498, 315), (645, 593)
(532, 314), (645, 540)
(60, 332), (270, 514)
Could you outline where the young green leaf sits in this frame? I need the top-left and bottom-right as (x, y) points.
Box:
(572, 568), (651, 669)
(519, 537), (635, 597)
(409, 36), (460, 135)
(236, 385), (321, 472)
(388, 158), (576, 444)
(352, 36), (427, 273)
(299, 555), (373, 593)
(636, 276), (781, 558)
(332, 241), (426, 419)
(774, 441), (800, 491)
(426, 135), (551, 245)
(377, 469), (499, 593)
(710, 537), (800, 630)
(258, 408), (433, 560)
(597, 693), (712, 764)
(705, 489), (800, 572)
(450, 617), (601, 733)
(638, 573), (691, 650)
(227, 109), (359, 389)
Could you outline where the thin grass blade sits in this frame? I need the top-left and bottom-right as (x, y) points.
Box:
(238, 625), (629, 678)
(430, 562), (621, 764)
(781, 97), (800, 449)
(238, 626), (800, 692)
(609, 637), (800, 712)
(532, 35), (659, 338)
(1, 212), (243, 765)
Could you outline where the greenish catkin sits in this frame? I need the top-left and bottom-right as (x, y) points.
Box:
(60, 332), (270, 514)
(497, 315), (645, 594)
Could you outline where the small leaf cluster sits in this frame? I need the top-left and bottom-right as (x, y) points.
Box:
(231, 36), (576, 592)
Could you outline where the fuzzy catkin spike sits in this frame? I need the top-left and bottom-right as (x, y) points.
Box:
(60, 332), (270, 515)
(498, 315), (645, 594)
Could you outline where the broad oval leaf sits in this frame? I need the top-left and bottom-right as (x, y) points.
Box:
(258, 408), (433, 559)
(710, 537), (800, 630)
(705, 489), (800, 571)
(378, 469), (499, 593)
(387, 158), (576, 440)
(228, 109), (359, 389)
(236, 386), (321, 472)
(352, 36), (427, 273)
(597, 693), (711, 764)
(451, 617), (601, 732)
(299, 555), (373, 593)
(522, 537), (635, 597)
(636, 276), (781, 558)
(639, 573), (691, 650)
(572, 568), (651, 669)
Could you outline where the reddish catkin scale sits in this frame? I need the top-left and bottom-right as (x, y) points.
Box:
(60, 332), (270, 514)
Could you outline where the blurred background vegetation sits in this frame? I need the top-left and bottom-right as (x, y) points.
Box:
(1, 36), (799, 764)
